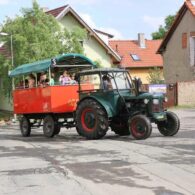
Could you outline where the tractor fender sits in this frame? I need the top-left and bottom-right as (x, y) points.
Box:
(77, 96), (115, 118)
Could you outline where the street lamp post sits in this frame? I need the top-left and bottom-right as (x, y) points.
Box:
(0, 32), (16, 121)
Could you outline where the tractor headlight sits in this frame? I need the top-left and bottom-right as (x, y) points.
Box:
(153, 99), (159, 105)
(144, 99), (149, 104)
(164, 97), (168, 103)
(126, 102), (131, 108)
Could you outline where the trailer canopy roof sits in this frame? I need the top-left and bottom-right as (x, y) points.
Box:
(9, 53), (96, 77)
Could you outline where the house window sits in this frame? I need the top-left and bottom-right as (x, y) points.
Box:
(190, 36), (195, 66)
(182, 33), (187, 48)
(130, 54), (140, 61)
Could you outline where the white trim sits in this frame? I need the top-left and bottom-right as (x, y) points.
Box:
(56, 6), (70, 20)
(190, 36), (195, 66)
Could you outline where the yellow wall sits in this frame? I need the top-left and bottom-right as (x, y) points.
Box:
(60, 13), (112, 67)
(129, 68), (163, 84)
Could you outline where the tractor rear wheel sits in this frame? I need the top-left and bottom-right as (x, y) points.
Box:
(43, 115), (57, 138)
(76, 99), (108, 139)
(110, 120), (130, 136)
(157, 111), (180, 136)
(129, 115), (152, 140)
(20, 116), (31, 137)
(76, 126), (84, 137)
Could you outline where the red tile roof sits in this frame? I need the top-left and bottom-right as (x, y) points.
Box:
(186, 0), (195, 16)
(158, 0), (195, 53)
(46, 5), (68, 17)
(109, 40), (163, 68)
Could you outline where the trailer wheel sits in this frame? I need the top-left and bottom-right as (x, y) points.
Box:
(76, 99), (108, 139)
(20, 116), (31, 137)
(129, 115), (152, 140)
(54, 125), (61, 135)
(43, 115), (56, 138)
(157, 111), (180, 136)
(110, 120), (130, 136)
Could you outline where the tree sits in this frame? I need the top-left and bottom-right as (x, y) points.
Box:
(147, 67), (164, 84)
(94, 59), (102, 68)
(152, 15), (175, 40)
(0, 1), (86, 96)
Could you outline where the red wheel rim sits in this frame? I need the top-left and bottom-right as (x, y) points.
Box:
(81, 108), (97, 132)
(131, 119), (146, 137)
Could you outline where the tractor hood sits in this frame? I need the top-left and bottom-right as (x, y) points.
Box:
(122, 91), (164, 101)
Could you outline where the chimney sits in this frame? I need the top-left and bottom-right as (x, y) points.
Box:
(138, 33), (146, 48)
(115, 44), (118, 52)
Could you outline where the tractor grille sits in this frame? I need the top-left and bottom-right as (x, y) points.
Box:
(152, 99), (164, 113)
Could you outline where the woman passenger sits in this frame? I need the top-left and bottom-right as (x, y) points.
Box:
(59, 70), (72, 85)
(39, 72), (49, 86)
(28, 74), (35, 88)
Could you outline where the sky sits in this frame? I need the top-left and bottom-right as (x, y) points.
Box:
(0, 0), (185, 40)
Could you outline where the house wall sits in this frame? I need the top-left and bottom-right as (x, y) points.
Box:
(178, 81), (195, 106)
(163, 10), (195, 83)
(59, 13), (112, 67)
(128, 68), (163, 84)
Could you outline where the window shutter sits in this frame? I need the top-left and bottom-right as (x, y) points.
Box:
(190, 37), (195, 66)
(182, 33), (187, 48)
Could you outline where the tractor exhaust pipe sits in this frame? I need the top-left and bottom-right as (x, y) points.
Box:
(133, 77), (142, 96)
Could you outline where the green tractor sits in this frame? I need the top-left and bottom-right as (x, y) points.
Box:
(75, 68), (180, 140)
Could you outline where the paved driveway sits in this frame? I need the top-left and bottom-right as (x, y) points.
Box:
(0, 109), (194, 195)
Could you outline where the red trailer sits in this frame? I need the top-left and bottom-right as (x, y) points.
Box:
(9, 53), (96, 137)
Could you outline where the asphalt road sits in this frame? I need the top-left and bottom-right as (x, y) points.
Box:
(0, 109), (195, 195)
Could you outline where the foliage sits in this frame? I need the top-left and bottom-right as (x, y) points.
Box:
(0, 0), (86, 96)
(152, 15), (175, 40)
(0, 110), (12, 120)
(147, 67), (164, 84)
(94, 59), (102, 68)
(0, 54), (12, 98)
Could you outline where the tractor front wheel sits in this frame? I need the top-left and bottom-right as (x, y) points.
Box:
(20, 116), (31, 137)
(76, 99), (108, 139)
(157, 111), (180, 136)
(129, 115), (152, 140)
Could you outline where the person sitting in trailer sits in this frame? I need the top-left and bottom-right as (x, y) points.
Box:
(39, 72), (49, 86)
(28, 74), (35, 88)
(69, 73), (77, 84)
(49, 72), (55, 86)
(17, 79), (29, 89)
(102, 74), (112, 90)
(59, 70), (72, 85)
(17, 80), (24, 89)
